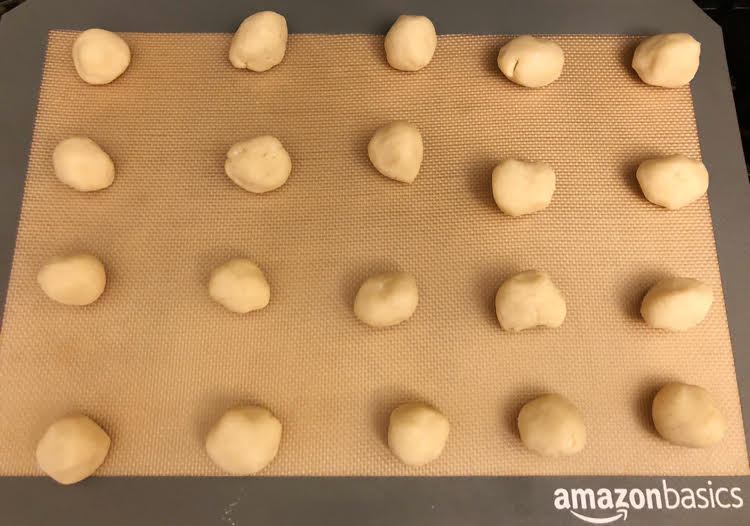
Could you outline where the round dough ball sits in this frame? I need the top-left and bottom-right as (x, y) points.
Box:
(229, 11), (288, 72)
(632, 33), (700, 88)
(384, 15), (437, 72)
(497, 35), (564, 88)
(354, 271), (418, 327)
(224, 136), (292, 193)
(53, 137), (115, 192)
(37, 254), (106, 306)
(652, 382), (725, 448)
(518, 394), (586, 457)
(205, 405), (282, 475)
(367, 121), (423, 184)
(636, 155), (708, 210)
(208, 258), (270, 314)
(640, 277), (712, 331)
(491, 159), (555, 216)
(495, 270), (566, 331)
(72, 28), (131, 85)
(36, 414), (111, 485)
(388, 402), (449, 466)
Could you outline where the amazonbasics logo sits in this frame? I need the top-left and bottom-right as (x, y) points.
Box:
(554, 480), (744, 523)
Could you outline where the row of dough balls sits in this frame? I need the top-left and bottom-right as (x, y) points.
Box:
(36, 381), (726, 485)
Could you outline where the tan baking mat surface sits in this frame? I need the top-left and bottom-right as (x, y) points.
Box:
(0, 31), (746, 476)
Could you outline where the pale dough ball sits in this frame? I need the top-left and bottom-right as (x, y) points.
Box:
(636, 155), (708, 210)
(497, 35), (564, 88)
(652, 382), (725, 448)
(640, 277), (712, 331)
(518, 394), (586, 457)
(37, 254), (106, 306)
(495, 270), (566, 331)
(354, 271), (418, 327)
(367, 121), (424, 184)
(205, 406), (282, 475)
(72, 28), (131, 85)
(224, 136), (292, 193)
(384, 15), (437, 72)
(229, 11), (288, 72)
(491, 159), (555, 216)
(388, 402), (450, 466)
(632, 33), (700, 88)
(53, 137), (115, 192)
(208, 258), (270, 314)
(36, 414), (111, 485)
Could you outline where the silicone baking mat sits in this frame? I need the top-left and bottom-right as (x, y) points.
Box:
(0, 31), (745, 476)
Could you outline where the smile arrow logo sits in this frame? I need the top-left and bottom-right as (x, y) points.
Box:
(569, 508), (629, 523)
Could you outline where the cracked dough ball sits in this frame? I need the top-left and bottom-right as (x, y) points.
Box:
(384, 15), (437, 72)
(632, 33), (700, 88)
(205, 406), (282, 475)
(388, 402), (449, 466)
(36, 414), (111, 485)
(72, 29), (131, 85)
(652, 383), (725, 448)
(354, 271), (418, 327)
(636, 155), (708, 210)
(497, 35), (564, 88)
(491, 159), (555, 216)
(209, 258), (270, 313)
(229, 11), (288, 72)
(518, 394), (586, 457)
(367, 121), (423, 184)
(53, 137), (115, 192)
(495, 270), (566, 331)
(224, 136), (292, 193)
(37, 254), (106, 306)
(640, 277), (712, 331)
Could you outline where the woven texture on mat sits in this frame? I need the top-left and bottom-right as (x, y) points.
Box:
(0, 31), (746, 476)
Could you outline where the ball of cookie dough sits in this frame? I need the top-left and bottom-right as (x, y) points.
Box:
(632, 33), (700, 88)
(652, 382), (725, 448)
(354, 271), (418, 327)
(497, 35), (564, 88)
(72, 28), (131, 85)
(229, 11), (288, 72)
(388, 402), (450, 466)
(208, 258), (270, 314)
(205, 405), (282, 475)
(37, 254), (106, 306)
(384, 15), (437, 72)
(518, 394), (586, 457)
(36, 414), (111, 485)
(636, 155), (708, 210)
(52, 137), (115, 192)
(224, 136), (292, 193)
(491, 159), (555, 216)
(640, 277), (712, 331)
(495, 270), (566, 331)
(367, 121), (423, 184)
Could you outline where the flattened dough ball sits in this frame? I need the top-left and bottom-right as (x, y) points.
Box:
(495, 270), (566, 331)
(491, 159), (555, 216)
(354, 271), (418, 327)
(497, 35), (564, 88)
(636, 155), (708, 210)
(518, 394), (586, 456)
(37, 254), (106, 306)
(388, 402), (450, 466)
(53, 137), (115, 192)
(652, 382), (725, 448)
(225, 136), (292, 193)
(36, 414), (111, 485)
(384, 15), (437, 71)
(205, 405), (282, 475)
(632, 33), (700, 88)
(367, 121), (424, 184)
(209, 258), (270, 313)
(72, 28), (131, 85)
(229, 11), (288, 72)
(640, 277), (712, 331)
